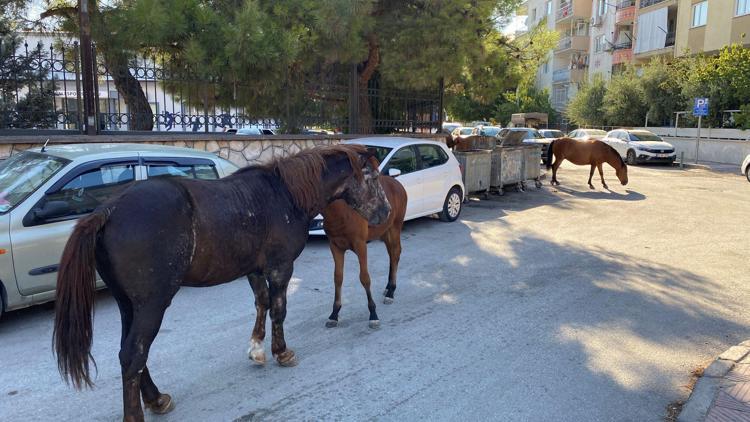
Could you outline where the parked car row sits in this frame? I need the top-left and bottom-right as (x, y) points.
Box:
(0, 138), (466, 319)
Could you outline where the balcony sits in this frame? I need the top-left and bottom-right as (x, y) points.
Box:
(612, 48), (633, 65)
(555, 35), (590, 53)
(557, 2), (574, 21)
(615, 1), (635, 25)
(552, 68), (586, 84)
(639, 0), (668, 8)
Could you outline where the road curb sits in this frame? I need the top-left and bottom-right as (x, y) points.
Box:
(678, 340), (750, 422)
(678, 163), (712, 170)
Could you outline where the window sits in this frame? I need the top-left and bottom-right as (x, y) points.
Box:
(0, 152), (68, 213)
(692, 1), (707, 27)
(147, 164), (219, 180)
(597, 0), (606, 16)
(531, 8), (536, 22)
(738, 0), (750, 16)
(547, 1), (552, 15)
(594, 35), (606, 52)
(40, 163), (136, 220)
(417, 145), (449, 170)
(384, 147), (417, 175)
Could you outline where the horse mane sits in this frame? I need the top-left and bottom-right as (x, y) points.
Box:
(600, 141), (626, 167)
(236, 144), (366, 214)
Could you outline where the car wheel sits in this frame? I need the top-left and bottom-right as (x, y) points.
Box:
(746, 166), (750, 183)
(627, 150), (637, 165)
(440, 187), (462, 222)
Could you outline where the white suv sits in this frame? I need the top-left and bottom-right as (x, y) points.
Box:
(0, 143), (237, 319)
(309, 137), (465, 234)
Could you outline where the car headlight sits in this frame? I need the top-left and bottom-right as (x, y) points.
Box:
(309, 218), (324, 231)
(636, 146), (653, 153)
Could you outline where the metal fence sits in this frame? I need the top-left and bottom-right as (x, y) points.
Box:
(0, 38), (442, 135)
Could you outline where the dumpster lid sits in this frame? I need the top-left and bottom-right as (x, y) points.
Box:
(498, 130), (527, 146)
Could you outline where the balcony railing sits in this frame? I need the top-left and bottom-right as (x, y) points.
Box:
(614, 40), (633, 50)
(557, 2), (573, 21)
(557, 37), (572, 51)
(616, 0), (635, 9)
(553, 69), (571, 83)
(639, 0), (668, 8)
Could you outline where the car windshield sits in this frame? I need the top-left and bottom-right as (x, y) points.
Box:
(586, 130), (607, 136)
(460, 128), (473, 135)
(365, 146), (393, 165)
(480, 127), (501, 136)
(542, 130), (563, 138)
(0, 151), (69, 213)
(630, 132), (662, 142)
(524, 129), (543, 139)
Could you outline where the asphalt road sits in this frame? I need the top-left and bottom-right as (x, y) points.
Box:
(1, 162), (748, 421)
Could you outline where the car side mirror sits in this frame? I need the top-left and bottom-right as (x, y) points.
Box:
(34, 200), (71, 221)
(388, 168), (402, 177)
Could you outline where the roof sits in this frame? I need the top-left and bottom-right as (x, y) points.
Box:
(345, 137), (444, 148)
(28, 143), (219, 161)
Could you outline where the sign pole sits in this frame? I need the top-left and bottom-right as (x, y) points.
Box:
(695, 115), (701, 164)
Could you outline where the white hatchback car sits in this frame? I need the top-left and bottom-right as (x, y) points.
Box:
(0, 143), (237, 319)
(602, 129), (676, 165)
(568, 128), (608, 141)
(742, 154), (750, 183)
(309, 138), (465, 234)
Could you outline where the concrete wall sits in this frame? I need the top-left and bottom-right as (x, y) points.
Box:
(662, 136), (750, 165)
(0, 133), (447, 167)
(639, 127), (750, 140)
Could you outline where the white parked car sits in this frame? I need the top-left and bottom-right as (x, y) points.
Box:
(237, 126), (276, 135)
(568, 128), (608, 141)
(538, 129), (565, 140)
(601, 129), (676, 165)
(309, 138), (465, 234)
(0, 144), (238, 319)
(472, 126), (502, 137)
(742, 154), (750, 183)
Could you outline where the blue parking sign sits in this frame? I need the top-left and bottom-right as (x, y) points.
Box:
(693, 98), (709, 116)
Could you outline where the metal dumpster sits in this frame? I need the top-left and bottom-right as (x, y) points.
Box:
(454, 136), (496, 152)
(454, 150), (491, 198)
(522, 144), (543, 188)
(490, 144), (543, 194)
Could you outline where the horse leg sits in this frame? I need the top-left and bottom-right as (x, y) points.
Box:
(119, 298), (174, 421)
(326, 245), (345, 328)
(113, 293), (171, 414)
(588, 164), (596, 189)
(597, 163), (608, 189)
(551, 157), (562, 186)
(382, 229), (401, 304)
(247, 272), (269, 364)
(268, 263), (297, 367)
(353, 241), (379, 329)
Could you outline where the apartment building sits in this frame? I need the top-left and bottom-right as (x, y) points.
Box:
(522, 0), (750, 114)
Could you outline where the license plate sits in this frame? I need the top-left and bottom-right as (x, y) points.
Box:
(657, 153), (671, 158)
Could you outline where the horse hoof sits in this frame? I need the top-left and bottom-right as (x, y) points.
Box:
(145, 393), (175, 415)
(383, 297), (394, 305)
(589, 185), (595, 190)
(248, 347), (266, 364)
(275, 350), (298, 367)
(603, 184), (608, 189)
(369, 320), (380, 329)
(325, 319), (338, 328)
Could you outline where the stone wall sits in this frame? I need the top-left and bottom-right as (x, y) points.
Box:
(0, 133), (447, 167)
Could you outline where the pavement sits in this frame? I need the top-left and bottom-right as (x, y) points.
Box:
(0, 162), (749, 421)
(679, 341), (750, 422)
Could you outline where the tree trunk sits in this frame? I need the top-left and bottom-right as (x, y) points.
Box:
(357, 36), (379, 134)
(104, 52), (153, 131)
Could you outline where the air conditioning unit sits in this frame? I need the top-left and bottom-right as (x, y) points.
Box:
(591, 15), (603, 27)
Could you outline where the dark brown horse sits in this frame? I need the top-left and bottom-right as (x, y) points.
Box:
(545, 137), (628, 189)
(322, 175), (407, 329)
(53, 145), (391, 422)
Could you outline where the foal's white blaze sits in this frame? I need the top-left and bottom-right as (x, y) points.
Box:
(248, 338), (266, 364)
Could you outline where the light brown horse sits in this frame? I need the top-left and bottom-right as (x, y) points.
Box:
(545, 137), (628, 189)
(322, 175), (407, 329)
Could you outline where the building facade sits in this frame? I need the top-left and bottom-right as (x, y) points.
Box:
(522, 0), (750, 116)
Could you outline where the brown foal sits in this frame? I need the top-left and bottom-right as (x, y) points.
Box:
(545, 137), (628, 189)
(322, 175), (407, 329)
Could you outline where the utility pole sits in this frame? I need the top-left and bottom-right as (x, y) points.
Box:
(79, 0), (97, 135)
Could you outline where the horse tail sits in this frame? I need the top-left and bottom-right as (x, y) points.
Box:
(53, 207), (111, 389)
(545, 139), (556, 169)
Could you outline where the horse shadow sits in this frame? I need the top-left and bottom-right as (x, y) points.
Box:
(554, 186), (646, 201)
